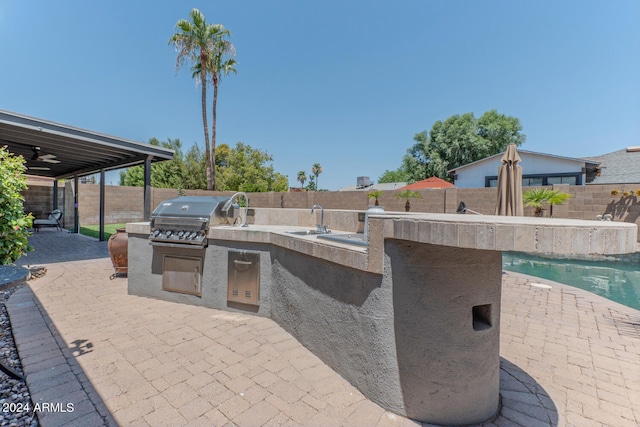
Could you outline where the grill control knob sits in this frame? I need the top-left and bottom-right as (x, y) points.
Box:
(189, 232), (198, 239)
(152, 229), (161, 237)
(177, 231), (185, 238)
(165, 230), (173, 237)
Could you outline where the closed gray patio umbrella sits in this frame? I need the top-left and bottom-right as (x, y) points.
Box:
(494, 144), (524, 216)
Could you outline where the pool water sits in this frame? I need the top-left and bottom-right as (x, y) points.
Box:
(502, 252), (640, 312)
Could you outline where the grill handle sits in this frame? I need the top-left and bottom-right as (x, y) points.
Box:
(149, 241), (206, 250)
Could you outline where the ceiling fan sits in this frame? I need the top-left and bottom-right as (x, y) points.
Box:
(31, 146), (60, 164)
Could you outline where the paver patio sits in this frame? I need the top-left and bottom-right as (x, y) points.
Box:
(8, 230), (640, 426)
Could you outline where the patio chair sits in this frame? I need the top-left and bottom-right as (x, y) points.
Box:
(33, 209), (63, 231)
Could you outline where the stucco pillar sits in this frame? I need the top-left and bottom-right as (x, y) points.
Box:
(387, 240), (502, 425)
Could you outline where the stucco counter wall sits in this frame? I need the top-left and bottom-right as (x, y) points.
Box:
(269, 246), (403, 413)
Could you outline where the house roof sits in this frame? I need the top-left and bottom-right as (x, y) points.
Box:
(399, 176), (454, 190)
(0, 109), (174, 180)
(447, 149), (599, 174)
(584, 147), (640, 184)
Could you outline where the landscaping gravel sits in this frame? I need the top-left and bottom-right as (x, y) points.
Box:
(0, 285), (39, 427)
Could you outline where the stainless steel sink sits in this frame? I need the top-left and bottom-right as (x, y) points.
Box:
(317, 233), (368, 247)
(285, 230), (324, 236)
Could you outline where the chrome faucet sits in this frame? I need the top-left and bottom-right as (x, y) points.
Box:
(222, 192), (249, 227)
(311, 204), (328, 234)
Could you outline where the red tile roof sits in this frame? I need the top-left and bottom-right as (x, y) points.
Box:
(399, 176), (455, 190)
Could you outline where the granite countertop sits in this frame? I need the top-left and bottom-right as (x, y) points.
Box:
(127, 213), (638, 275)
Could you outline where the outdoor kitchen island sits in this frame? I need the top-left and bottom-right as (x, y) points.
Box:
(126, 208), (637, 425)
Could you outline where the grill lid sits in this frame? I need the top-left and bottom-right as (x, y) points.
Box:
(151, 196), (231, 219)
(149, 196), (231, 247)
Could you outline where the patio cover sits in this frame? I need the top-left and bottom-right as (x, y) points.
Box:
(0, 109), (174, 239)
(494, 144), (524, 216)
(0, 109), (173, 179)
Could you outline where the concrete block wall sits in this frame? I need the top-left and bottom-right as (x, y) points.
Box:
(76, 185), (144, 226)
(452, 188), (498, 214)
(565, 182), (640, 241)
(568, 184), (640, 222)
(22, 182), (640, 241)
(23, 185), (57, 218)
(22, 182), (67, 225)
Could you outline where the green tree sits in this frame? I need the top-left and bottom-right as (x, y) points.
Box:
(216, 142), (288, 192)
(296, 171), (307, 188)
(170, 9), (235, 191)
(0, 146), (33, 264)
(121, 139), (289, 192)
(150, 138), (184, 189)
(120, 165), (143, 187)
(403, 109), (525, 182)
(378, 168), (410, 184)
(311, 163), (323, 190)
(523, 188), (572, 217)
(305, 176), (316, 191)
(120, 138), (188, 188)
(182, 144), (207, 189)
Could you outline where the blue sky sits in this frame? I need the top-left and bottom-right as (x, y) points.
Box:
(1, 1), (638, 190)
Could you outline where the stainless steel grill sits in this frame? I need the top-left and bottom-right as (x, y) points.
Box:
(148, 196), (231, 248)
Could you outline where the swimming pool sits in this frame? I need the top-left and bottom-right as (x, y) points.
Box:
(502, 252), (640, 311)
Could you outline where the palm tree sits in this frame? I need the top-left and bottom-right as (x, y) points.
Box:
(368, 190), (383, 206)
(523, 188), (572, 217)
(169, 9), (235, 191)
(297, 171), (307, 188)
(311, 163), (322, 191)
(396, 190), (422, 212)
(206, 29), (236, 190)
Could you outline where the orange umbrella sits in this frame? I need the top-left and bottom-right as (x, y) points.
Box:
(494, 144), (524, 216)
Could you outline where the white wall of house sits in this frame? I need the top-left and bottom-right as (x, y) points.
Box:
(452, 152), (587, 188)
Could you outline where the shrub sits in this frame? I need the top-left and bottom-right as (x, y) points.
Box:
(610, 189), (619, 196)
(0, 146), (33, 264)
(523, 188), (572, 217)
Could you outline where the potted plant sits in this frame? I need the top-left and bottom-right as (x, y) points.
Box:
(368, 190), (383, 206)
(523, 188), (572, 217)
(396, 190), (422, 212)
(611, 189), (620, 196)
